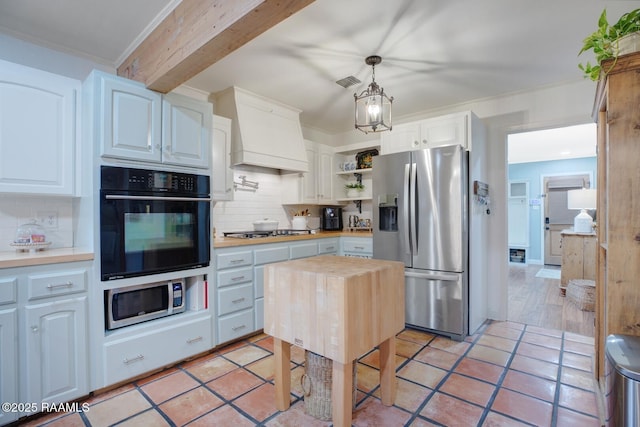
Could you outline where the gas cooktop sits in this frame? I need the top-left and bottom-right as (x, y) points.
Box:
(223, 229), (313, 239)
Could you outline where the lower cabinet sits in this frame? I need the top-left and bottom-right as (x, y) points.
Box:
(0, 261), (91, 423)
(104, 315), (211, 386)
(24, 296), (88, 405)
(0, 308), (18, 425)
(214, 237), (345, 346)
(341, 237), (373, 258)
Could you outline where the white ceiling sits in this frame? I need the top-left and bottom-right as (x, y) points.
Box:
(1, 0), (639, 137)
(508, 123), (597, 164)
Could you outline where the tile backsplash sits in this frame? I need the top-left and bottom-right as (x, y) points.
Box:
(0, 195), (73, 252)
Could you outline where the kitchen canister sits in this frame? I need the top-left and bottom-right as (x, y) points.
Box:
(292, 216), (308, 230)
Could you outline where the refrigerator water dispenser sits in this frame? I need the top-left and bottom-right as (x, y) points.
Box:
(378, 193), (398, 231)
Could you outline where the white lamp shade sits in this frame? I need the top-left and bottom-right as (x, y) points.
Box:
(567, 188), (597, 210)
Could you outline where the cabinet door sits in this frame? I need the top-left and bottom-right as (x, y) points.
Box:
(212, 115), (233, 200)
(380, 122), (420, 154)
(0, 60), (78, 195)
(24, 296), (88, 404)
(420, 114), (467, 149)
(100, 74), (162, 162)
(162, 93), (212, 169)
(0, 308), (18, 425)
(302, 141), (318, 203)
(317, 144), (335, 202)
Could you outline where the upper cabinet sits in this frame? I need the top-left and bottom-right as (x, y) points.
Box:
(380, 111), (475, 154)
(0, 60), (79, 195)
(211, 114), (233, 201)
(282, 140), (335, 205)
(89, 71), (211, 169)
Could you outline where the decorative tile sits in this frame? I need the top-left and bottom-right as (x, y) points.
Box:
(563, 339), (595, 356)
(159, 387), (223, 425)
(439, 373), (495, 407)
(140, 370), (199, 404)
(454, 357), (505, 384)
(85, 390), (151, 426)
(397, 360), (447, 389)
(525, 325), (563, 338)
(420, 392), (484, 426)
(483, 324), (524, 341)
(516, 341), (561, 364)
(356, 362), (381, 392)
(491, 388), (553, 426)
(207, 368), (264, 401)
(501, 370), (556, 402)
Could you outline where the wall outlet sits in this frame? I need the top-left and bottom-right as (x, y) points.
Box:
(36, 211), (58, 229)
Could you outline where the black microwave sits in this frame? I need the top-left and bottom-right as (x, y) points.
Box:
(105, 280), (185, 330)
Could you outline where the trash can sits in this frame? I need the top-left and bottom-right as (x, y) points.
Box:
(605, 334), (640, 426)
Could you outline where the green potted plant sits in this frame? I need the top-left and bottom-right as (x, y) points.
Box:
(579, 8), (640, 81)
(345, 182), (364, 198)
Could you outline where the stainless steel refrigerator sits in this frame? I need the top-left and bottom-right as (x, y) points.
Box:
(372, 145), (468, 340)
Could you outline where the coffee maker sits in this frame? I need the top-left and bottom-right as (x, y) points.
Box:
(321, 207), (343, 231)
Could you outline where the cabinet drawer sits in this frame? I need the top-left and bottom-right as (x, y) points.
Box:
(0, 278), (17, 305)
(318, 239), (339, 254)
(27, 269), (87, 301)
(104, 316), (212, 386)
(342, 239), (373, 254)
(218, 283), (253, 316)
(254, 246), (289, 265)
(216, 250), (252, 269)
(218, 309), (254, 344)
(217, 267), (253, 288)
(289, 242), (318, 259)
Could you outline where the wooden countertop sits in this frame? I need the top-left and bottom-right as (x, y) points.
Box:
(213, 230), (372, 248)
(0, 247), (94, 269)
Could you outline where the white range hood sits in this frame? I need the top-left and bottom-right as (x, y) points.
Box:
(215, 87), (308, 173)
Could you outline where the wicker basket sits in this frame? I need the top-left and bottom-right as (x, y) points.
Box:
(566, 279), (596, 311)
(301, 351), (357, 420)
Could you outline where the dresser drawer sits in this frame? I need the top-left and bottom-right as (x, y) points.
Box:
(218, 283), (253, 316)
(216, 250), (252, 270)
(104, 316), (212, 386)
(0, 278), (17, 305)
(218, 309), (254, 344)
(27, 269), (87, 301)
(216, 267), (253, 288)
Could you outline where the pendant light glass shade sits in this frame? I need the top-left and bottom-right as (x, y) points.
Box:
(354, 56), (393, 133)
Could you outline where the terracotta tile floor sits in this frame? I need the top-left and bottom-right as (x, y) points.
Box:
(23, 321), (602, 427)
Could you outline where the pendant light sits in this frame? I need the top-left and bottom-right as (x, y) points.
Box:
(354, 55), (393, 133)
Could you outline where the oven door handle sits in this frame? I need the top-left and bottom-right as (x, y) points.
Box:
(104, 195), (212, 202)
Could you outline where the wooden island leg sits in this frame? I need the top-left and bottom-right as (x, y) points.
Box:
(273, 338), (291, 410)
(379, 336), (396, 405)
(332, 359), (352, 427)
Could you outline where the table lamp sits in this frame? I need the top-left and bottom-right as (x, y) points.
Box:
(567, 188), (596, 233)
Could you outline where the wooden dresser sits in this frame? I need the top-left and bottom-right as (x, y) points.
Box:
(560, 229), (596, 286)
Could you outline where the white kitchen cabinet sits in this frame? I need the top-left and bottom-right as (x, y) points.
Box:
(380, 111), (473, 154)
(24, 296), (88, 404)
(90, 71), (212, 169)
(0, 308), (18, 425)
(341, 237), (373, 258)
(0, 261), (91, 419)
(211, 115), (233, 200)
(282, 140), (335, 204)
(318, 238), (339, 255)
(0, 60), (79, 195)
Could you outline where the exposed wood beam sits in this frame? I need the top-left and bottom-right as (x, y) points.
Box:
(117, 0), (315, 93)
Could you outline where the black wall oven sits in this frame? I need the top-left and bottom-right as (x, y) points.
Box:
(100, 166), (210, 281)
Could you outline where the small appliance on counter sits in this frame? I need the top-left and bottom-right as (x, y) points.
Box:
(321, 207), (343, 231)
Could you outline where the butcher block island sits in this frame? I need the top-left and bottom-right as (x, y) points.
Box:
(264, 255), (405, 427)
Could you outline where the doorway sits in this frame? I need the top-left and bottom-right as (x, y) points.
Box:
(542, 173), (591, 265)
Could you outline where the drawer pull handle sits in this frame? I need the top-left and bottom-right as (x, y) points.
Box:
(326, 246), (335, 250)
(47, 281), (73, 289)
(232, 297), (246, 303)
(123, 354), (144, 364)
(231, 276), (246, 282)
(187, 336), (203, 344)
(354, 246), (364, 250)
(232, 324), (246, 331)
(31, 326), (39, 333)
(230, 259), (246, 264)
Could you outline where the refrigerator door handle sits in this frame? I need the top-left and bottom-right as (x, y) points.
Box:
(403, 163), (411, 255)
(405, 270), (460, 282)
(409, 162), (417, 254)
